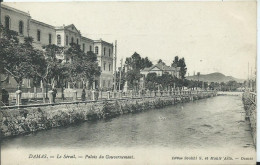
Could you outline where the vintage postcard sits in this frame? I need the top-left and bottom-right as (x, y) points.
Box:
(0, 1), (257, 165)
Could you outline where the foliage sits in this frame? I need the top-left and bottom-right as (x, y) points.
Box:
(0, 27), (42, 86)
(156, 73), (174, 90)
(145, 73), (158, 90)
(157, 59), (166, 65)
(126, 70), (142, 90)
(125, 52), (153, 71)
(124, 52), (153, 90)
(171, 56), (187, 79)
(64, 43), (101, 89)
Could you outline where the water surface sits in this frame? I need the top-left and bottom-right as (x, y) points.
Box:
(1, 96), (254, 150)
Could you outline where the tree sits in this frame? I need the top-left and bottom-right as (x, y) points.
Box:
(157, 73), (174, 90)
(126, 70), (142, 90)
(125, 52), (153, 70)
(24, 40), (64, 102)
(83, 51), (101, 89)
(209, 82), (215, 90)
(1, 27), (38, 88)
(178, 58), (187, 79)
(157, 59), (166, 65)
(171, 56), (179, 67)
(64, 43), (101, 90)
(142, 57), (153, 68)
(171, 56), (187, 79)
(145, 73), (158, 90)
(124, 52), (153, 90)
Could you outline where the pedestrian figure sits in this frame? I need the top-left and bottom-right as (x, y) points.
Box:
(52, 87), (57, 103)
(2, 88), (9, 106)
(81, 88), (86, 101)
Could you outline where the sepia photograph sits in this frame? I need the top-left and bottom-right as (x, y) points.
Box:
(0, 1), (257, 165)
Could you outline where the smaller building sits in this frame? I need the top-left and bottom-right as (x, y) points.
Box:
(140, 62), (180, 78)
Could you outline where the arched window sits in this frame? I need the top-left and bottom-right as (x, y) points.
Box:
(57, 35), (61, 45)
(5, 16), (10, 29)
(89, 45), (92, 51)
(95, 46), (99, 54)
(109, 49), (111, 57)
(77, 38), (79, 45)
(37, 30), (41, 41)
(19, 21), (23, 34)
(49, 34), (52, 44)
(103, 62), (106, 71)
(71, 37), (74, 44)
(66, 35), (68, 45)
(83, 43), (85, 52)
(104, 47), (106, 56)
(109, 64), (111, 71)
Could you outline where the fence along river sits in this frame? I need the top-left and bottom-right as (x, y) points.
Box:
(1, 95), (255, 151)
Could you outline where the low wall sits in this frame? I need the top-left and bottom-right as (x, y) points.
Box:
(242, 92), (256, 146)
(0, 93), (215, 138)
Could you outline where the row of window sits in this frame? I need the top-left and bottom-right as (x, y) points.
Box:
(4, 15), (112, 56)
(94, 46), (112, 57)
(5, 16), (24, 35)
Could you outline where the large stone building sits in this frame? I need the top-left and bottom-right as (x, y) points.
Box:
(1, 4), (114, 90)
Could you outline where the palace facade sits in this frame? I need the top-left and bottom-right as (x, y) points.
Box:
(1, 4), (114, 90)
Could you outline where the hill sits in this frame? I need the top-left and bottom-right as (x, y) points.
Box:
(186, 72), (245, 83)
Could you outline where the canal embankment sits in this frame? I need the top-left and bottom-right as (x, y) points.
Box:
(242, 92), (256, 146)
(217, 91), (243, 96)
(0, 91), (216, 138)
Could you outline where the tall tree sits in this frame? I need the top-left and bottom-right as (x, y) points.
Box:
(157, 59), (166, 65)
(171, 56), (187, 80)
(1, 28), (37, 88)
(124, 52), (153, 90)
(64, 43), (101, 89)
(83, 51), (101, 89)
(125, 52), (153, 70)
(142, 57), (153, 69)
(178, 58), (187, 79)
(171, 56), (179, 67)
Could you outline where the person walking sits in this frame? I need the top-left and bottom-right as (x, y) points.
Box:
(81, 88), (86, 101)
(2, 88), (9, 106)
(52, 87), (57, 103)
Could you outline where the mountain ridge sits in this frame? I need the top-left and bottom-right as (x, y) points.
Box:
(186, 72), (245, 83)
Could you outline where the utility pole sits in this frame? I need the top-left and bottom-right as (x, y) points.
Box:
(113, 40), (117, 91)
(248, 62), (249, 89)
(119, 58), (123, 91)
(0, 0), (3, 107)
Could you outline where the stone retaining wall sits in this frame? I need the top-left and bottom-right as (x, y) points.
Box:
(0, 94), (214, 138)
(242, 92), (256, 146)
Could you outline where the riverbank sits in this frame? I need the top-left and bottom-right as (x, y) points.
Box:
(217, 91), (243, 96)
(242, 92), (256, 146)
(0, 93), (215, 138)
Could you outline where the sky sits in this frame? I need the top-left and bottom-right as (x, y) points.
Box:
(3, 1), (257, 79)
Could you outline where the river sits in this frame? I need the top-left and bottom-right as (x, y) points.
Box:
(1, 96), (255, 164)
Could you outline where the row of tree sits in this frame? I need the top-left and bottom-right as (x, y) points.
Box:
(115, 52), (243, 92)
(1, 26), (101, 102)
